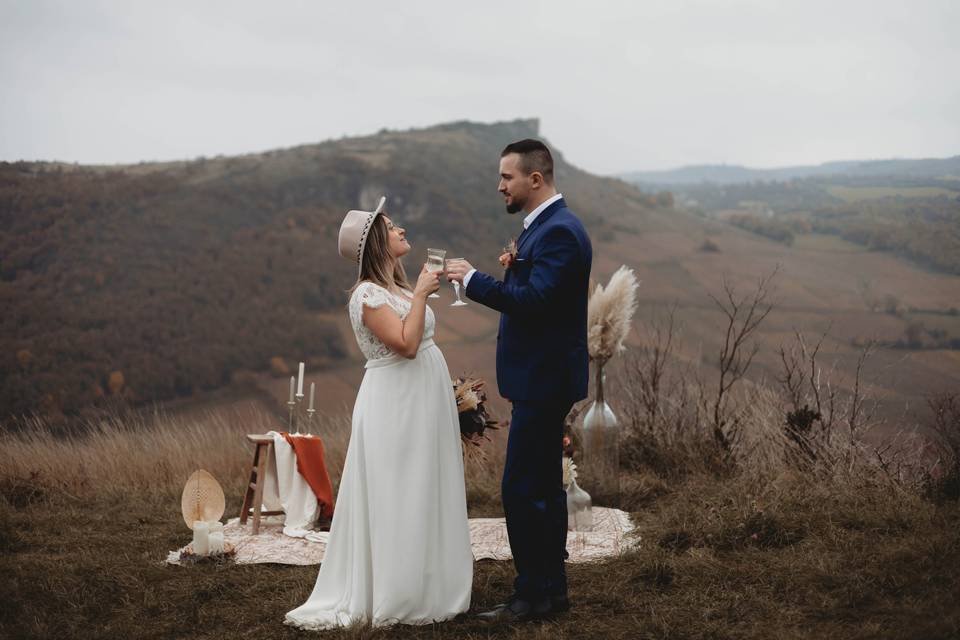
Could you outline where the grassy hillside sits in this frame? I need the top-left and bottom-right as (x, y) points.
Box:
(0, 118), (655, 421)
(3, 118), (959, 434)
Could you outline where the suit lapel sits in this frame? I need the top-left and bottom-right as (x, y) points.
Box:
(514, 222), (533, 251)
(517, 198), (565, 253)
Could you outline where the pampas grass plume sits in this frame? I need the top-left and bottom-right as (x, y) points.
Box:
(587, 265), (639, 362)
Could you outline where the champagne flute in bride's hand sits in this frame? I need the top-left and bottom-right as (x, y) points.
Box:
(425, 248), (445, 298)
(446, 258), (468, 306)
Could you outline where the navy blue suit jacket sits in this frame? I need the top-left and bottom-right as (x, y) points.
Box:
(466, 198), (592, 404)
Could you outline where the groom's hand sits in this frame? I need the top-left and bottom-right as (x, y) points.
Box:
(445, 259), (473, 283)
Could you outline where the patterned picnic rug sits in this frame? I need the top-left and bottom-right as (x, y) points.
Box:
(166, 507), (637, 566)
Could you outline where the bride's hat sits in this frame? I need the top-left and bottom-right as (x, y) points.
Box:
(338, 196), (387, 276)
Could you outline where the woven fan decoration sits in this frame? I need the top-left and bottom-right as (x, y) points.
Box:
(181, 469), (226, 529)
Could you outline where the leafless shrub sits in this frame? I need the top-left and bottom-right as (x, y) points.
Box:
(612, 307), (717, 477)
(623, 304), (677, 433)
(923, 391), (960, 501)
(773, 329), (882, 474)
(775, 331), (937, 497)
(847, 339), (879, 445)
(704, 267), (779, 455)
(593, 267), (935, 496)
(871, 428), (936, 490)
(612, 288), (902, 486)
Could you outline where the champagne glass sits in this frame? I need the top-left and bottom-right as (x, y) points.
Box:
(425, 248), (445, 298)
(446, 258), (468, 306)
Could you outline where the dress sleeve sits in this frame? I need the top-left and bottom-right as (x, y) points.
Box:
(356, 282), (392, 311)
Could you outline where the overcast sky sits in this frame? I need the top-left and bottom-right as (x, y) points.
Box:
(1, 0), (957, 174)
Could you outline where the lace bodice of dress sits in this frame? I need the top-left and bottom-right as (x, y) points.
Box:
(348, 281), (435, 361)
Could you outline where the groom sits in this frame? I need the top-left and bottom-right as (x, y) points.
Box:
(447, 139), (592, 622)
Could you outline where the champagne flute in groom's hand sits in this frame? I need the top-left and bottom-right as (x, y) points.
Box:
(446, 258), (468, 306)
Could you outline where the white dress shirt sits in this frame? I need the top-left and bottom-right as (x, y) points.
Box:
(463, 193), (563, 289)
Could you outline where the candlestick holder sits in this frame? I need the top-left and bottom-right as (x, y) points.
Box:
(296, 394), (307, 436)
(286, 364), (317, 437)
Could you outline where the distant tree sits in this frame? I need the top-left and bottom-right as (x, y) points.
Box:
(699, 238), (721, 253)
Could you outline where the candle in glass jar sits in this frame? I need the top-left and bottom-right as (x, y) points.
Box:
(192, 521), (210, 555)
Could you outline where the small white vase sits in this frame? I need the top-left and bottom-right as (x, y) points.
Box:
(566, 478), (593, 532)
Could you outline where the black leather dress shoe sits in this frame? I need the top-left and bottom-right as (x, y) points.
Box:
(476, 596), (552, 623)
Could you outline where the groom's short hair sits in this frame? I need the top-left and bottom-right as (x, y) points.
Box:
(501, 139), (554, 185)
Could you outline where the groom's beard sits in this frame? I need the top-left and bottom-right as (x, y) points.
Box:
(506, 199), (524, 214)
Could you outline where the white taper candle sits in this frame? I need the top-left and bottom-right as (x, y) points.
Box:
(288, 376), (295, 403)
(297, 362), (305, 397)
(308, 382), (315, 411)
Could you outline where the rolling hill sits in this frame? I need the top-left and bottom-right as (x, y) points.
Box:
(621, 156), (960, 186)
(2, 118), (959, 433)
(0, 118), (654, 420)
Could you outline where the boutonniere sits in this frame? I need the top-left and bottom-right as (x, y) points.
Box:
(499, 238), (519, 270)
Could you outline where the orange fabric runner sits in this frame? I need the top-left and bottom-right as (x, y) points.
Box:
(280, 432), (335, 519)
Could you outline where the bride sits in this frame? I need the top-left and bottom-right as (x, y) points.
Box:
(285, 196), (473, 630)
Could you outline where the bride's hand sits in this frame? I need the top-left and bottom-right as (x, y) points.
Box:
(414, 265), (441, 298)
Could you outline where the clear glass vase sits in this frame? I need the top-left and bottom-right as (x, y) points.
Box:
(580, 362), (620, 507)
(566, 478), (593, 532)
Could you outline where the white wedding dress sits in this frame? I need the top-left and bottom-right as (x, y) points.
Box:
(285, 281), (473, 630)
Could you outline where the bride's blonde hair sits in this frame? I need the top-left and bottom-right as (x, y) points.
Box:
(349, 215), (411, 295)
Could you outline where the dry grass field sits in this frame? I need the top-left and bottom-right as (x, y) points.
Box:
(2, 365), (959, 639)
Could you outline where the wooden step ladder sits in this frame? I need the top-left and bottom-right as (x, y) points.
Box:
(239, 434), (285, 535)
